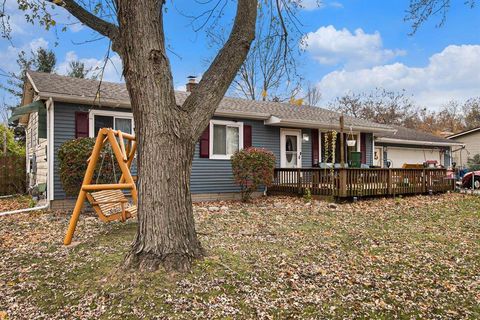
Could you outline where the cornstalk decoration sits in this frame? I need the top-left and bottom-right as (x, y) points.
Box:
(323, 131), (330, 186)
(330, 131), (337, 192)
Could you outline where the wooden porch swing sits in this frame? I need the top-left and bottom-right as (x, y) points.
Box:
(63, 128), (138, 245)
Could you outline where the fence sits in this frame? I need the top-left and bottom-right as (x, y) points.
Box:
(270, 168), (454, 198)
(0, 155), (26, 196)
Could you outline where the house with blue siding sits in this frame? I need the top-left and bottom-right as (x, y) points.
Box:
(11, 71), (454, 208)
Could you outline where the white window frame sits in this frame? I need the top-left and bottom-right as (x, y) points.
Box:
(88, 109), (135, 138)
(209, 119), (244, 160)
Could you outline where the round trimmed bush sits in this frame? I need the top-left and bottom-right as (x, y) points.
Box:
(231, 147), (276, 202)
(58, 138), (120, 196)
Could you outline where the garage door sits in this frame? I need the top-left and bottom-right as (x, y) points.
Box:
(387, 147), (441, 168)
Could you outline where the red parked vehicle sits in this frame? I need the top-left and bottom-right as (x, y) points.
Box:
(461, 171), (480, 189)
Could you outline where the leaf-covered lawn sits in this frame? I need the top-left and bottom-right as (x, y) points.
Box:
(0, 196), (33, 212)
(0, 194), (479, 319)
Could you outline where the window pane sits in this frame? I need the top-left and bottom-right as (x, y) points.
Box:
(226, 126), (239, 155)
(213, 124), (226, 155)
(285, 135), (298, 167)
(94, 115), (114, 135)
(115, 118), (132, 134)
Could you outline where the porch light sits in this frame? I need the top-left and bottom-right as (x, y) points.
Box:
(302, 134), (309, 142)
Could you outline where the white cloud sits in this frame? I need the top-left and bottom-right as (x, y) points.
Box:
(300, 0), (325, 10)
(0, 38), (49, 73)
(29, 38), (49, 52)
(329, 1), (343, 8)
(175, 84), (187, 92)
(300, 1), (343, 10)
(316, 45), (480, 109)
(57, 51), (124, 82)
(305, 25), (405, 69)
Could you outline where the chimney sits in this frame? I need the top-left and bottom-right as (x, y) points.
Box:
(186, 75), (197, 93)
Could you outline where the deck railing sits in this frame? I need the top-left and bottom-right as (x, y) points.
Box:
(270, 168), (454, 198)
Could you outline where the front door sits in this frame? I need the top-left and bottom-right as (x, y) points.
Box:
(281, 129), (302, 168)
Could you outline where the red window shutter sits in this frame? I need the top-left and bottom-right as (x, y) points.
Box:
(320, 132), (325, 162)
(75, 112), (89, 138)
(243, 125), (252, 149)
(360, 133), (367, 164)
(199, 124), (210, 158)
(311, 129), (319, 166)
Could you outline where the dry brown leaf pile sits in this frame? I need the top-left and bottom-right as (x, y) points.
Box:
(0, 193), (479, 319)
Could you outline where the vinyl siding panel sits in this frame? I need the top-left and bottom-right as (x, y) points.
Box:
(301, 129), (312, 168)
(365, 133), (373, 165)
(191, 118), (281, 194)
(450, 133), (480, 167)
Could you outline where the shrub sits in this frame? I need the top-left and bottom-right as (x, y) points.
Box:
(58, 138), (120, 196)
(303, 188), (312, 203)
(231, 147), (276, 202)
(0, 124), (25, 157)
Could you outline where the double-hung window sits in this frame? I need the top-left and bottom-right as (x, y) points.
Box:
(89, 110), (134, 137)
(209, 120), (243, 159)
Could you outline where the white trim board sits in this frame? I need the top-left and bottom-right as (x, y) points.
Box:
(88, 109), (134, 138)
(46, 98), (54, 202)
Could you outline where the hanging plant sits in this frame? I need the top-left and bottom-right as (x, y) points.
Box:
(346, 126), (356, 147)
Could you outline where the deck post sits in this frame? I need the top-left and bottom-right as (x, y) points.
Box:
(339, 168), (347, 197)
(387, 169), (393, 195)
(422, 169), (427, 193)
(297, 168), (302, 195)
(339, 115), (345, 168)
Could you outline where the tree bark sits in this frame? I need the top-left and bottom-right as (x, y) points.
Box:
(110, 0), (257, 271)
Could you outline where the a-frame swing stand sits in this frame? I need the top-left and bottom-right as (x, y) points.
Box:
(64, 128), (138, 245)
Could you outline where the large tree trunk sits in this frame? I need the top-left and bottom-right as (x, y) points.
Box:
(114, 0), (257, 271)
(117, 1), (204, 272)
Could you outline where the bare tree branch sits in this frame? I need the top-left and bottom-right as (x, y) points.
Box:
(183, 0), (257, 139)
(405, 0), (476, 34)
(49, 0), (119, 42)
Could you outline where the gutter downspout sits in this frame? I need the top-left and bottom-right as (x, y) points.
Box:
(0, 202), (49, 217)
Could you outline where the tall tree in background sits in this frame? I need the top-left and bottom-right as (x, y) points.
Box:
(67, 61), (89, 78)
(463, 98), (480, 130)
(207, 4), (304, 101)
(329, 89), (418, 126)
(1, 47), (56, 100)
(436, 100), (465, 133)
(34, 48), (56, 73)
(0, 0), (309, 272)
(303, 84), (321, 106)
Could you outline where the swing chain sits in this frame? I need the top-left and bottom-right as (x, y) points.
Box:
(95, 145), (118, 184)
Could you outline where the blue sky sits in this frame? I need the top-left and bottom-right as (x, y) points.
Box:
(1, 0), (479, 110)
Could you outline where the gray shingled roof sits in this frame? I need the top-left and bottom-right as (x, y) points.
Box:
(27, 71), (392, 131)
(378, 125), (458, 144)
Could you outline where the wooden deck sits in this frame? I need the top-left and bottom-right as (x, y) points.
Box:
(269, 168), (455, 198)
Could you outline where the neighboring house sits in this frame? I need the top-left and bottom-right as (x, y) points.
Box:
(11, 71), (396, 208)
(447, 127), (480, 168)
(374, 126), (463, 168)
